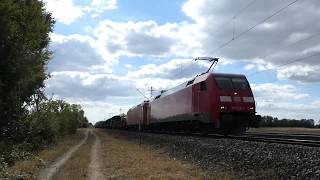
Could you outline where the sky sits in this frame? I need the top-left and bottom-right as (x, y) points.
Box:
(43, 0), (320, 124)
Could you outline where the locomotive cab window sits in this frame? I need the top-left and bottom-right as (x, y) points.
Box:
(232, 78), (249, 90)
(215, 77), (249, 90)
(200, 81), (207, 91)
(215, 77), (233, 89)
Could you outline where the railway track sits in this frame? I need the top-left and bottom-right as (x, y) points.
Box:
(158, 131), (320, 147)
(111, 129), (320, 147)
(215, 132), (320, 147)
(244, 132), (320, 140)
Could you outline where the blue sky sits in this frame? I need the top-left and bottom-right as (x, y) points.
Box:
(43, 0), (320, 123)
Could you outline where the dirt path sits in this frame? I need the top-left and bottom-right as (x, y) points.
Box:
(37, 129), (89, 180)
(88, 130), (103, 180)
(33, 129), (219, 179)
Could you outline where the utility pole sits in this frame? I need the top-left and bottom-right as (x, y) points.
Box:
(150, 86), (153, 99)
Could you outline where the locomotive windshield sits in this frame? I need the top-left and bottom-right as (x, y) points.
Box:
(215, 77), (249, 90)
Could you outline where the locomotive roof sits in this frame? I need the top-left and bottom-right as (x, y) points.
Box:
(153, 72), (247, 100)
(128, 100), (149, 111)
(129, 72), (247, 110)
(212, 72), (246, 77)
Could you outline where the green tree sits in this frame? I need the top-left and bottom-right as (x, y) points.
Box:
(0, 0), (54, 142)
(26, 100), (90, 148)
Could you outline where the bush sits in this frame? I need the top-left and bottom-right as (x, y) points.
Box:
(25, 100), (90, 149)
(260, 115), (315, 128)
(0, 99), (90, 169)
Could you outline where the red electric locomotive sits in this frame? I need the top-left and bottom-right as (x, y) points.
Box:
(127, 101), (150, 130)
(127, 57), (261, 134)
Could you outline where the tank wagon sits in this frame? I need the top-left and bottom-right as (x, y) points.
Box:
(126, 72), (260, 134)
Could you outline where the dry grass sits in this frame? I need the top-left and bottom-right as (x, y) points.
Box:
(8, 128), (235, 179)
(8, 129), (86, 178)
(96, 129), (233, 180)
(51, 130), (94, 180)
(249, 127), (320, 134)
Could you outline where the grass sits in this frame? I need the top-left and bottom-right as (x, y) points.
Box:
(249, 127), (320, 134)
(51, 130), (93, 180)
(7, 129), (86, 179)
(6, 128), (235, 179)
(96, 129), (234, 180)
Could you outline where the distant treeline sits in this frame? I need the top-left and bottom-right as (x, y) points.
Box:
(260, 116), (317, 128)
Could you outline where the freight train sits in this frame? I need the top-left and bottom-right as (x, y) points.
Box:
(95, 71), (261, 135)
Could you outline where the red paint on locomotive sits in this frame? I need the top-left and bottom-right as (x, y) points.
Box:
(127, 72), (260, 134)
(127, 101), (150, 128)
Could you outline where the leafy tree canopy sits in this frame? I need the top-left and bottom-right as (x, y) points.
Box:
(0, 0), (54, 138)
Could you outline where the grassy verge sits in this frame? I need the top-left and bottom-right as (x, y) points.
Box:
(249, 127), (320, 134)
(5, 129), (86, 179)
(51, 130), (93, 180)
(96, 129), (233, 179)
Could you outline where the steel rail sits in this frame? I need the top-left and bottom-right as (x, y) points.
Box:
(106, 129), (320, 147)
(226, 135), (320, 147)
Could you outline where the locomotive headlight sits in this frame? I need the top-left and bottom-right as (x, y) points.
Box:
(220, 106), (226, 110)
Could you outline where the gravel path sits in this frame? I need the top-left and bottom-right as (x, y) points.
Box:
(37, 129), (89, 180)
(109, 130), (320, 179)
(88, 130), (103, 180)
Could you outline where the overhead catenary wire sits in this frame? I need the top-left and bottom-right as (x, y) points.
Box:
(136, 88), (149, 100)
(216, 0), (258, 34)
(244, 30), (320, 77)
(246, 31), (320, 84)
(248, 51), (320, 77)
(175, 0), (258, 79)
(258, 31), (320, 61)
(212, 0), (301, 54)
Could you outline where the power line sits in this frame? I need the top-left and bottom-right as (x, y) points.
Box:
(219, 0), (258, 30)
(244, 31), (320, 77)
(245, 31), (320, 82)
(175, 1), (258, 80)
(212, 0), (301, 54)
(211, 0), (258, 41)
(248, 52), (320, 77)
(258, 31), (320, 61)
(136, 88), (149, 100)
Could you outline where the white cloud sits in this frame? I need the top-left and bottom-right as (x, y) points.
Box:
(45, 0), (320, 122)
(46, 71), (137, 101)
(277, 65), (320, 83)
(44, 0), (118, 24)
(48, 33), (113, 73)
(87, 0), (117, 12)
(87, 19), (204, 59)
(181, 0), (320, 82)
(244, 64), (255, 70)
(252, 83), (309, 101)
(257, 101), (320, 121)
(286, 32), (310, 44)
(250, 83), (320, 120)
(44, 0), (84, 24)
(126, 59), (208, 79)
(124, 64), (133, 69)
